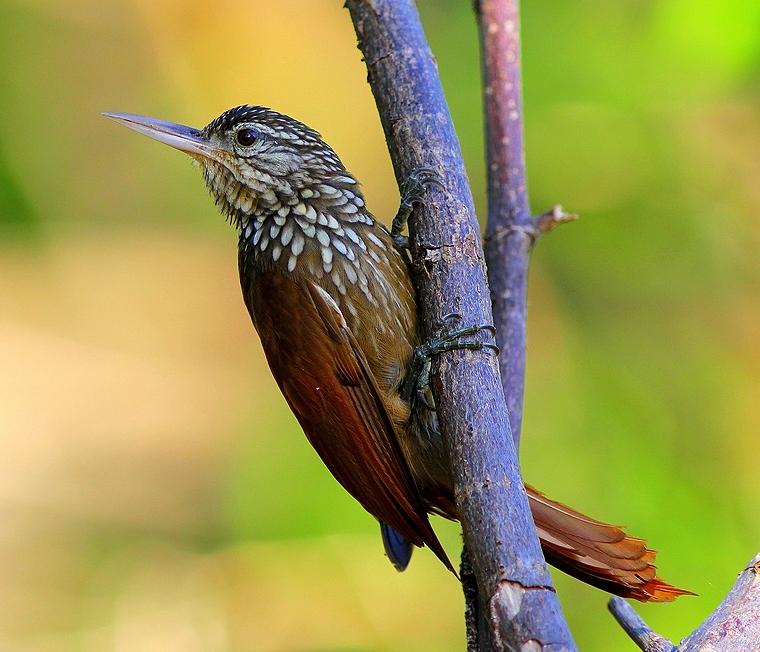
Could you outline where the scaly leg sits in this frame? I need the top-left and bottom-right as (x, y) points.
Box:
(391, 168), (444, 252)
(404, 313), (499, 409)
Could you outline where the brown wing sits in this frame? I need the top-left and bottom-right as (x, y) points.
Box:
(527, 485), (694, 602)
(245, 271), (454, 572)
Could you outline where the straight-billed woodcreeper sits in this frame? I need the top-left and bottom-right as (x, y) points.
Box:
(104, 105), (690, 602)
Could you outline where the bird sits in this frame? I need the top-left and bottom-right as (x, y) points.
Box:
(103, 105), (691, 602)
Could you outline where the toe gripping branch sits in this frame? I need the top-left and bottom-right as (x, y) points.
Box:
(405, 313), (499, 410)
(391, 168), (444, 252)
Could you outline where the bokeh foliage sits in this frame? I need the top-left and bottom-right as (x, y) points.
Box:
(0, 0), (758, 650)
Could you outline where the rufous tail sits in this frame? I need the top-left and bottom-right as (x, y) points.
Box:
(527, 485), (694, 602)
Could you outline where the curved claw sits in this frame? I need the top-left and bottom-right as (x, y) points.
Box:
(417, 382), (437, 412)
(392, 168), (446, 237)
(478, 324), (498, 338)
(409, 167), (445, 190)
(482, 341), (501, 356)
(436, 312), (462, 330)
(400, 193), (426, 206)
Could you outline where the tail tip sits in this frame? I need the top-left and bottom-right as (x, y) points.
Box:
(630, 578), (697, 603)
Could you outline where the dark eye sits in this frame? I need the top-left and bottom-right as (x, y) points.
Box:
(236, 128), (258, 147)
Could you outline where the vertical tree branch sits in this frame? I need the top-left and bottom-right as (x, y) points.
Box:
(477, 0), (575, 451)
(472, 1), (574, 647)
(345, 1), (576, 649)
(477, 0), (531, 451)
(462, 546), (498, 652)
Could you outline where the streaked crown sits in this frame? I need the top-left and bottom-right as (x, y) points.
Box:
(197, 105), (365, 226)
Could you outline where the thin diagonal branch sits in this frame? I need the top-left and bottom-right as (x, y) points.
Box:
(608, 599), (676, 652)
(611, 554), (760, 651)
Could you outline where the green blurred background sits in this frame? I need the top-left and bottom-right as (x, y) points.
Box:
(0, 0), (758, 649)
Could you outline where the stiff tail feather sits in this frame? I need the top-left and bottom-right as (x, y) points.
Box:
(526, 485), (694, 602)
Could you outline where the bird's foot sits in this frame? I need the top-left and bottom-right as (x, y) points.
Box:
(408, 313), (499, 410)
(391, 168), (444, 250)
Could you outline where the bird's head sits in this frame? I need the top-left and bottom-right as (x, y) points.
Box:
(103, 105), (360, 226)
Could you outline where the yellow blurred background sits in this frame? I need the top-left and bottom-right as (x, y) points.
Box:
(0, 0), (758, 650)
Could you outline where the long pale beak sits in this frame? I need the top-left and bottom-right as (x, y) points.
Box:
(102, 112), (215, 159)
